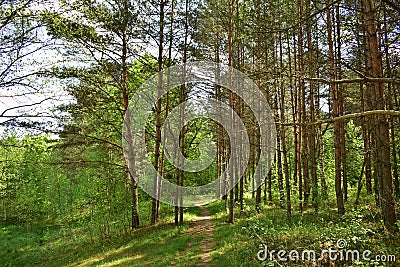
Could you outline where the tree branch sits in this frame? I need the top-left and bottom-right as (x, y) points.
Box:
(280, 110), (400, 126)
(307, 77), (400, 84)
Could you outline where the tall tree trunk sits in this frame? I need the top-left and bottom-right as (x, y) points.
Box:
(275, 99), (285, 208)
(288, 33), (299, 190)
(152, 0), (165, 225)
(255, 0), (262, 211)
(355, 157), (367, 206)
(327, 0), (345, 215)
(254, 0), (262, 211)
(361, 82), (373, 195)
(121, 13), (139, 228)
(279, 28), (291, 218)
(314, 27), (327, 198)
(158, 0), (175, 217)
(318, 130), (327, 197)
(234, 0), (242, 204)
(215, 35), (222, 200)
(239, 85), (245, 210)
(177, 0), (189, 226)
(383, 5), (400, 197)
(336, 5), (348, 202)
(362, 0), (398, 234)
(306, 0), (318, 213)
(267, 168), (273, 204)
(297, 0), (308, 209)
(227, 0), (235, 224)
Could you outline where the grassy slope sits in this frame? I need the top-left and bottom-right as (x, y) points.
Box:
(1, 202), (202, 267)
(1, 193), (399, 267)
(206, 195), (399, 267)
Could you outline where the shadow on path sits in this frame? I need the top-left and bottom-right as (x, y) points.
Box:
(171, 205), (215, 267)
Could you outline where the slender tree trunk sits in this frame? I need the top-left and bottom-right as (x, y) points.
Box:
(360, 0), (380, 207)
(318, 130), (327, 197)
(335, 5), (348, 202)
(279, 29), (291, 218)
(297, 0), (308, 210)
(361, 83), (373, 194)
(362, 0), (398, 234)
(288, 34), (299, 191)
(327, 0), (345, 215)
(215, 36), (222, 200)
(314, 28), (327, 198)
(255, 0), (262, 211)
(315, 23), (328, 199)
(227, 0), (235, 224)
(121, 17), (139, 228)
(267, 169), (273, 204)
(152, 0), (165, 225)
(234, 0), (241, 204)
(275, 100), (285, 208)
(355, 157), (367, 206)
(177, 0), (189, 226)
(239, 86), (245, 210)
(158, 0), (175, 220)
(306, 0), (318, 213)
(174, 172), (179, 225)
(222, 136), (228, 202)
(239, 47), (246, 210)
(383, 5), (400, 197)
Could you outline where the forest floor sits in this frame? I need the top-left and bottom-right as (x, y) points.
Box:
(0, 204), (206, 267)
(196, 205), (215, 266)
(1, 196), (400, 266)
(171, 205), (215, 266)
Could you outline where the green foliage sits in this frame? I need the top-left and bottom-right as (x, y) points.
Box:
(207, 199), (399, 267)
(1, 0), (400, 265)
(0, 202), (201, 267)
(345, 120), (364, 186)
(43, 13), (101, 42)
(0, 135), (67, 224)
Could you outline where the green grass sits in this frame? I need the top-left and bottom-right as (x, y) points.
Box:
(1, 193), (399, 267)
(0, 202), (202, 267)
(205, 196), (400, 267)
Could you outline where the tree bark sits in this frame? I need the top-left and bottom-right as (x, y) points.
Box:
(297, 0), (304, 212)
(306, 0), (318, 213)
(327, 0), (345, 215)
(383, 5), (400, 197)
(158, 0), (175, 218)
(288, 33), (299, 190)
(362, 0), (398, 234)
(361, 83), (373, 194)
(121, 12), (139, 228)
(335, 5), (347, 202)
(227, 0), (235, 224)
(152, 0), (165, 225)
(255, 0), (262, 211)
(280, 48), (291, 217)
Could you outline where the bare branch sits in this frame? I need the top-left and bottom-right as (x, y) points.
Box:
(280, 110), (400, 126)
(307, 77), (400, 84)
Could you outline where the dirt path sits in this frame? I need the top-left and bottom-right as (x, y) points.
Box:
(195, 205), (214, 266)
(171, 205), (215, 266)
